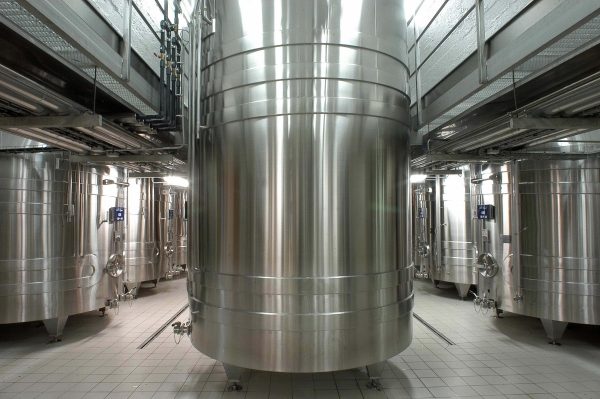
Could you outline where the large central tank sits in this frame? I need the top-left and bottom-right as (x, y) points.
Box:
(188, 0), (412, 373)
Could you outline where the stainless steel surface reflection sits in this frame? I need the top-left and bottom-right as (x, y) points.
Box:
(188, 0), (413, 372)
(431, 168), (477, 293)
(479, 160), (600, 325)
(124, 177), (159, 287)
(0, 153), (124, 326)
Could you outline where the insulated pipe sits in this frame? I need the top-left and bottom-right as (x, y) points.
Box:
(94, 125), (145, 148)
(8, 127), (91, 153)
(141, 0), (170, 122)
(155, 18), (182, 131)
(523, 128), (589, 148)
(187, 2), (202, 273)
(201, 0), (213, 24)
(538, 80), (600, 116)
(74, 127), (130, 148)
(0, 71), (80, 115)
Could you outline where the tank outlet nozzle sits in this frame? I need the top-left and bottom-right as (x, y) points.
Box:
(472, 291), (496, 315)
(105, 298), (120, 315)
(172, 319), (192, 344)
(118, 287), (137, 306)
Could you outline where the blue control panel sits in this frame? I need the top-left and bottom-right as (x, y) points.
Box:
(417, 207), (427, 219)
(477, 204), (495, 220)
(110, 207), (125, 222)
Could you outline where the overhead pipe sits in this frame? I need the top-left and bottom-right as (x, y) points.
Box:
(8, 127), (91, 153)
(430, 73), (600, 157)
(0, 67), (82, 115)
(202, 0), (213, 25)
(140, 1), (171, 123)
(154, 0), (182, 132)
(523, 128), (590, 148)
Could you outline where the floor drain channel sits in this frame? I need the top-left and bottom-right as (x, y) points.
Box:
(137, 304), (189, 349)
(413, 312), (455, 346)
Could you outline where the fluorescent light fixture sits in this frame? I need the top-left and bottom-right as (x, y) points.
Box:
(163, 176), (189, 187)
(410, 174), (427, 183)
(444, 173), (463, 181)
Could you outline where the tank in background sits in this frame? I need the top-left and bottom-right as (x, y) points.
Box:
(172, 188), (187, 270)
(412, 180), (435, 280)
(155, 185), (182, 280)
(430, 168), (477, 299)
(0, 152), (125, 340)
(476, 160), (600, 344)
(123, 176), (160, 294)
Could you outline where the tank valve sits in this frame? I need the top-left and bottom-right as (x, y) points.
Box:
(415, 270), (429, 279)
(165, 270), (174, 280)
(105, 298), (120, 315)
(172, 319), (192, 344)
(471, 291), (495, 314)
(118, 287), (137, 306)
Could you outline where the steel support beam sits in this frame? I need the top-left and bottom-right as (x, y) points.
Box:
(510, 117), (600, 130)
(422, 0), (600, 127)
(475, 0), (487, 84)
(70, 154), (173, 163)
(0, 115), (102, 129)
(17, 0), (159, 111)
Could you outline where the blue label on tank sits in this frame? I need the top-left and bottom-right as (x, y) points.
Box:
(168, 209), (174, 220)
(417, 207), (427, 218)
(114, 207), (125, 221)
(477, 204), (494, 220)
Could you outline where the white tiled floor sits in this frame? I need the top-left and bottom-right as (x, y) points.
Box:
(1, 278), (599, 399)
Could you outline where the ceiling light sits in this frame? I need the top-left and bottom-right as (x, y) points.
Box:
(410, 174), (427, 183)
(163, 176), (189, 187)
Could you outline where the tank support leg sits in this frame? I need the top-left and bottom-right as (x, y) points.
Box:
(541, 319), (568, 346)
(455, 283), (471, 300)
(132, 282), (142, 298)
(153, 279), (159, 287)
(366, 361), (386, 391)
(99, 307), (106, 317)
(43, 316), (68, 343)
(223, 363), (244, 392)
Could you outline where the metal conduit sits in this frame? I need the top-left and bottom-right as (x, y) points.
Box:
(432, 75), (600, 155)
(0, 68), (80, 115)
(73, 127), (130, 149)
(8, 127), (91, 153)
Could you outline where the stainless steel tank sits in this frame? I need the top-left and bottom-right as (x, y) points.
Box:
(124, 177), (159, 293)
(0, 152), (125, 339)
(187, 0), (413, 374)
(477, 160), (600, 343)
(413, 181), (435, 279)
(155, 185), (176, 279)
(431, 168), (477, 298)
